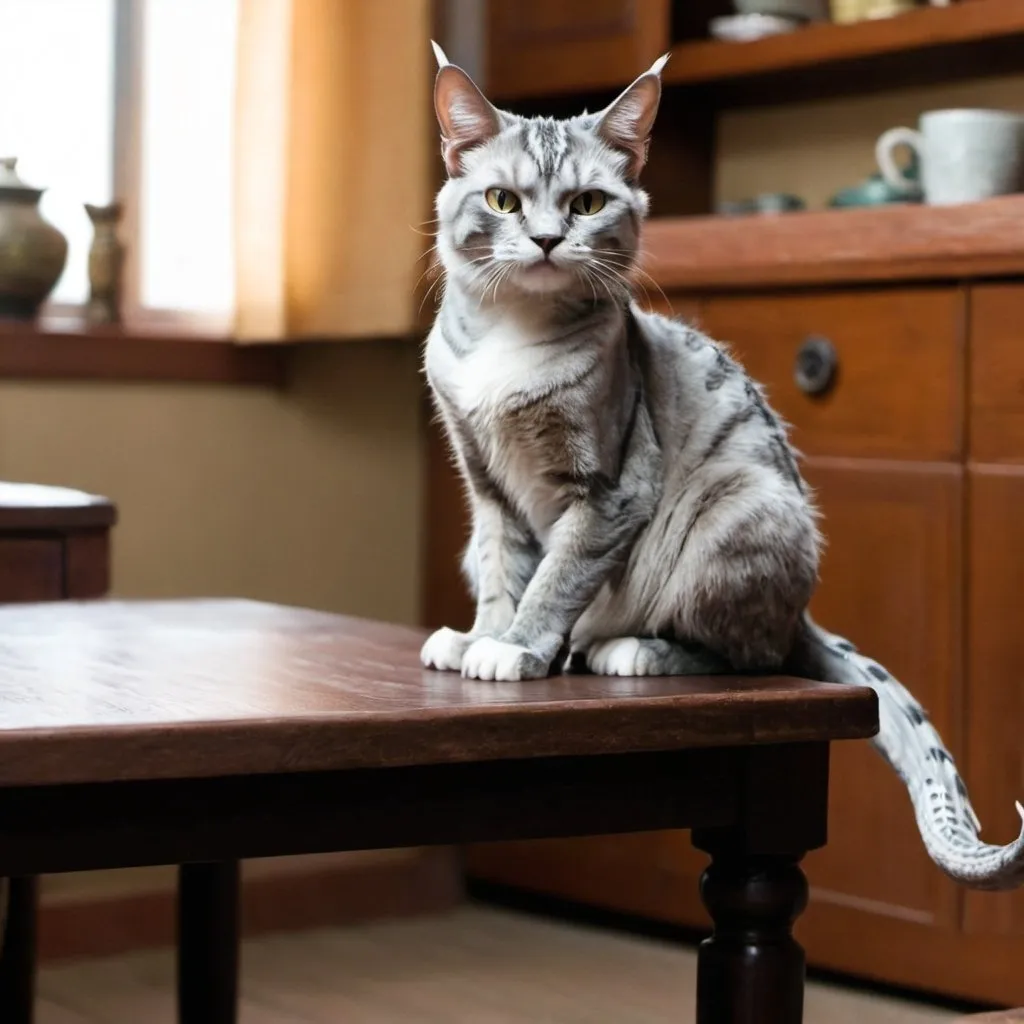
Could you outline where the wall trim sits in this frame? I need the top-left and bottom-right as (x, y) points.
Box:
(39, 849), (462, 963)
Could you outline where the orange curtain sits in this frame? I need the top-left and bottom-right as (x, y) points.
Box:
(233, 0), (434, 341)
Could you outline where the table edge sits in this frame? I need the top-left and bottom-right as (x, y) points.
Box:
(0, 684), (878, 787)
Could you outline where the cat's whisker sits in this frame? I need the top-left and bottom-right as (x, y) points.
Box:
(574, 266), (598, 306)
(492, 263), (516, 303)
(417, 271), (446, 315)
(474, 263), (506, 308)
(594, 249), (672, 311)
(487, 264), (506, 303)
(590, 258), (642, 299)
(584, 263), (619, 305)
(487, 266), (507, 305)
(412, 262), (442, 298)
(415, 242), (440, 264)
(583, 259), (631, 304)
(593, 258), (654, 308)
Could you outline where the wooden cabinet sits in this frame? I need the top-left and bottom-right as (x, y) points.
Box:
(468, 831), (708, 929)
(798, 460), (962, 933)
(432, 283), (1024, 1004)
(970, 285), (1024, 463)
(962, 285), (1024, 948)
(702, 289), (967, 945)
(700, 289), (964, 461)
(963, 468), (1024, 956)
(486, 0), (671, 100)
(964, 467), (1024, 942)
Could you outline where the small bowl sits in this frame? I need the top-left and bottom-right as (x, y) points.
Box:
(734, 0), (829, 19)
(753, 191), (806, 213)
(710, 12), (802, 42)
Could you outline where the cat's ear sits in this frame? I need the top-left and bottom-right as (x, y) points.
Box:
(431, 40), (500, 177)
(595, 54), (669, 181)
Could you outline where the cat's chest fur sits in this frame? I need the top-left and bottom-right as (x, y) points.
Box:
(427, 319), (593, 538)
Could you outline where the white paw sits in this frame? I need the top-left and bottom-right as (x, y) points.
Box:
(420, 627), (473, 672)
(587, 637), (643, 676)
(461, 637), (548, 682)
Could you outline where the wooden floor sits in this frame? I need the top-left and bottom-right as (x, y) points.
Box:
(37, 905), (959, 1023)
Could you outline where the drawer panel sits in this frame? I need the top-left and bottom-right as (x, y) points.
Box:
(694, 289), (964, 460)
(970, 284), (1024, 463)
(0, 538), (63, 602)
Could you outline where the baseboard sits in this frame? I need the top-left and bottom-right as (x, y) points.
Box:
(39, 848), (463, 963)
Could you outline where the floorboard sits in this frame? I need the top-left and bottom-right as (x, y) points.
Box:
(37, 905), (960, 1023)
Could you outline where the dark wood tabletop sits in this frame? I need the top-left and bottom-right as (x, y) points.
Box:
(0, 599), (877, 787)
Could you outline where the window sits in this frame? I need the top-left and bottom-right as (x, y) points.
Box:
(0, 0), (116, 305)
(0, 0), (239, 328)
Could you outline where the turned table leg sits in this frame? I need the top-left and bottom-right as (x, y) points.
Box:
(693, 743), (830, 1024)
(0, 876), (38, 1024)
(696, 853), (809, 1024)
(177, 861), (240, 1024)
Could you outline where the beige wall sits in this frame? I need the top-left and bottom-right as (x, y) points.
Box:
(0, 340), (424, 624)
(717, 73), (1024, 209)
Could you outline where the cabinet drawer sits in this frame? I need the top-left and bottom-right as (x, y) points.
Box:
(697, 289), (964, 460)
(970, 284), (1024, 463)
(0, 538), (63, 602)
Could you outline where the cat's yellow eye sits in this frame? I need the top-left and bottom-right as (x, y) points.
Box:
(485, 188), (521, 214)
(570, 190), (607, 216)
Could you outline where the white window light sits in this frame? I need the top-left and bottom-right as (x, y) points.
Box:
(0, 0), (239, 327)
(138, 0), (238, 323)
(0, 0), (116, 306)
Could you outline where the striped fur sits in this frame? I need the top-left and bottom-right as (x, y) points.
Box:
(420, 45), (1024, 890)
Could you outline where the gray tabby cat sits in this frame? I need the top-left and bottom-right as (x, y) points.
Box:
(420, 42), (1024, 891)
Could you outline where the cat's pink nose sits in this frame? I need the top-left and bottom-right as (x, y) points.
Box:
(531, 235), (564, 256)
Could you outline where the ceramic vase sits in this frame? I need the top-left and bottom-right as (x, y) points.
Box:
(0, 158), (68, 320)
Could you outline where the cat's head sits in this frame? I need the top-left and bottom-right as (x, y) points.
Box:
(431, 43), (666, 302)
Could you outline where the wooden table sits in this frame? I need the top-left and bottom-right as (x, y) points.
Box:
(0, 600), (877, 1024)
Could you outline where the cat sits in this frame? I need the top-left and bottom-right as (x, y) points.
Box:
(419, 42), (1024, 891)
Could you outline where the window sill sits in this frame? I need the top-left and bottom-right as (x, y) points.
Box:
(0, 318), (288, 386)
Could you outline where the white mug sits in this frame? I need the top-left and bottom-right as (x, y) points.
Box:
(876, 108), (1024, 206)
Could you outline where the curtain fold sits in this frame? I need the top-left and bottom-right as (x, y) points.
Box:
(234, 0), (292, 341)
(234, 0), (434, 342)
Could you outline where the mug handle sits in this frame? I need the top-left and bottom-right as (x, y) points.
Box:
(875, 127), (924, 194)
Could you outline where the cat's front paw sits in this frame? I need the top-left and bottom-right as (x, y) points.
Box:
(461, 637), (548, 682)
(420, 627), (473, 672)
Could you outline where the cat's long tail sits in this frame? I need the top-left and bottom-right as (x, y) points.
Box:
(789, 613), (1024, 891)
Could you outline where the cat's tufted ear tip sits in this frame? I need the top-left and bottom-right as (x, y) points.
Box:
(648, 52), (671, 77)
(431, 40), (450, 68)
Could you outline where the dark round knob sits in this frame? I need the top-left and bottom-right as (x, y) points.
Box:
(794, 335), (838, 397)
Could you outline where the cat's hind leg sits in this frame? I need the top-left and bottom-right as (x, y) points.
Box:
(583, 637), (730, 677)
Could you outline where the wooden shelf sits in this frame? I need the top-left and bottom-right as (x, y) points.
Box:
(665, 1), (1024, 106)
(641, 193), (1024, 291)
(0, 320), (288, 386)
